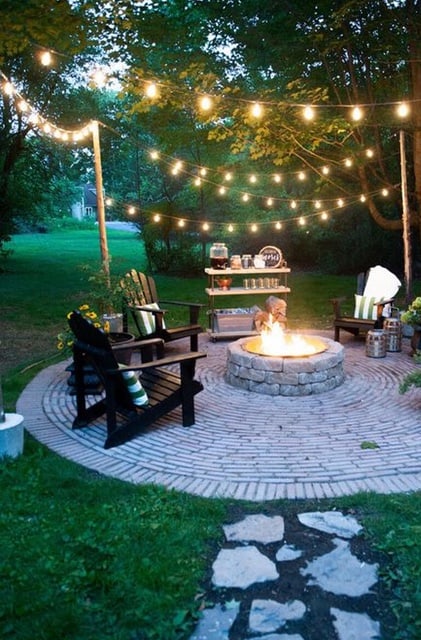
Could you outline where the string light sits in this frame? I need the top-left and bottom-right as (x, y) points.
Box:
(351, 106), (363, 121)
(250, 102), (263, 118)
(303, 105), (315, 121)
(202, 222), (210, 231)
(275, 221), (282, 230)
(0, 67), (413, 237)
(40, 51), (52, 66)
(396, 102), (410, 118)
(3, 81), (14, 95)
(145, 82), (158, 98)
(199, 95), (212, 111)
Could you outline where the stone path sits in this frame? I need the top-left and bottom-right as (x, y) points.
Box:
(189, 511), (386, 640)
(17, 331), (421, 500)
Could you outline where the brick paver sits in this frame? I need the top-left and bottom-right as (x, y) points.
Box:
(17, 331), (421, 499)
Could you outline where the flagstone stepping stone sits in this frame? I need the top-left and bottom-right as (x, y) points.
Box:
(212, 546), (279, 588)
(276, 544), (303, 561)
(249, 598), (306, 633)
(189, 601), (240, 640)
(249, 635), (304, 640)
(297, 511), (363, 538)
(223, 514), (285, 544)
(300, 538), (378, 597)
(331, 607), (381, 640)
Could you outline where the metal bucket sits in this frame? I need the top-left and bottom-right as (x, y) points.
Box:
(383, 318), (402, 352)
(366, 329), (387, 358)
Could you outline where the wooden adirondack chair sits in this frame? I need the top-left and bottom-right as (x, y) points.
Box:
(121, 269), (204, 351)
(331, 266), (401, 342)
(68, 310), (206, 449)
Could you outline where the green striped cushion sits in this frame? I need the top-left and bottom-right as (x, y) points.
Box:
(120, 369), (149, 406)
(134, 302), (165, 336)
(354, 294), (383, 320)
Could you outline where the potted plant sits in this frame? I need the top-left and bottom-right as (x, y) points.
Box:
(81, 263), (127, 332)
(399, 352), (421, 394)
(400, 297), (421, 353)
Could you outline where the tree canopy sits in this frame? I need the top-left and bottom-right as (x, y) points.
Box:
(0, 0), (420, 274)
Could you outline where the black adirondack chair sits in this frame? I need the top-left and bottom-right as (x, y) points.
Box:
(121, 269), (204, 351)
(68, 310), (206, 449)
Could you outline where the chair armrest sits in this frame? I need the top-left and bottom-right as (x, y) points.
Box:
(159, 300), (204, 324)
(107, 351), (207, 374)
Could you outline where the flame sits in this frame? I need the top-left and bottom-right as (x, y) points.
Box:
(246, 315), (326, 357)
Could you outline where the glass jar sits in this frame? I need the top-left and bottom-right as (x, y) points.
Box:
(210, 242), (228, 269)
(230, 254), (242, 269)
(241, 254), (252, 268)
(253, 254), (266, 269)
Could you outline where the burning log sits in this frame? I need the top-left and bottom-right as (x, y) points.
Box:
(254, 296), (287, 332)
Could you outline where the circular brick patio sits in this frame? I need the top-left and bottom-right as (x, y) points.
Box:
(17, 331), (421, 500)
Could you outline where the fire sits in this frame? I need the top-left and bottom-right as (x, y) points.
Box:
(246, 315), (327, 357)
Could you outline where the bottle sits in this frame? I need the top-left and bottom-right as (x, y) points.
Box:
(210, 243), (228, 269)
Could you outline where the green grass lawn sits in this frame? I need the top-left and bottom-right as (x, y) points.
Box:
(0, 227), (420, 639)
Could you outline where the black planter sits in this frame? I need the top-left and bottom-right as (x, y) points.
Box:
(108, 332), (135, 365)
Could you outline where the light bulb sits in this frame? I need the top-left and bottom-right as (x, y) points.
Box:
(303, 105), (315, 120)
(250, 102), (263, 118)
(351, 106), (363, 121)
(397, 102), (409, 118)
(40, 51), (52, 66)
(145, 82), (158, 98)
(200, 95), (212, 111)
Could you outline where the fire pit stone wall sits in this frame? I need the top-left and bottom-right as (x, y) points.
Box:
(226, 336), (345, 396)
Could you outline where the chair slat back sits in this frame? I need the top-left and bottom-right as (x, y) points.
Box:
(124, 269), (157, 305)
(68, 311), (133, 407)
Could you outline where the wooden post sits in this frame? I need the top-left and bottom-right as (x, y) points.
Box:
(91, 120), (110, 283)
(400, 129), (412, 303)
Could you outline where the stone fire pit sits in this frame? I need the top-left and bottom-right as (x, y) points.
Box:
(226, 336), (344, 396)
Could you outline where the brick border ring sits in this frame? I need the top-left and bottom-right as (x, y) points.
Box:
(225, 336), (345, 396)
